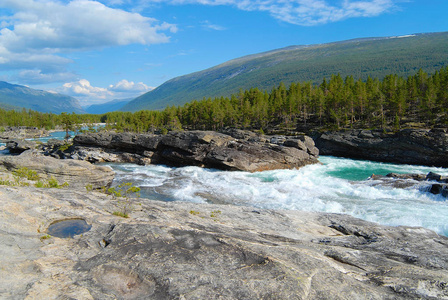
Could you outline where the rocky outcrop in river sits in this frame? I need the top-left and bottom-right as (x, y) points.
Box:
(59, 130), (320, 172)
(370, 171), (448, 197)
(313, 128), (448, 167)
(1, 181), (448, 299)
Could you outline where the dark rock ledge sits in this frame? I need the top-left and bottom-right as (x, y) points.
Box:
(43, 129), (320, 172)
(312, 128), (448, 167)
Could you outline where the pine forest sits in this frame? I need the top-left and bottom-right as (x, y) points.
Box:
(1, 67), (448, 134)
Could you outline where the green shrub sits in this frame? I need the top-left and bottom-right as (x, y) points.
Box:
(40, 234), (51, 240)
(113, 211), (129, 218)
(58, 143), (72, 152)
(34, 181), (45, 188)
(13, 167), (40, 181)
(108, 182), (140, 218)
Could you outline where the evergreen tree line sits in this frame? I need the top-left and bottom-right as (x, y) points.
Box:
(1, 67), (447, 133)
(102, 67), (448, 133)
(0, 109), (101, 130)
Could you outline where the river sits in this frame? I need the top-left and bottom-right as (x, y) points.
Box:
(108, 156), (448, 236)
(2, 133), (448, 236)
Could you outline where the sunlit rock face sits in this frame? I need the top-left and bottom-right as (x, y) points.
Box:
(70, 130), (320, 171)
(313, 128), (448, 167)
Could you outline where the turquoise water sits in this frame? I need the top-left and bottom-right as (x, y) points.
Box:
(109, 157), (448, 236)
(319, 156), (448, 181)
(7, 131), (448, 236)
(29, 130), (76, 143)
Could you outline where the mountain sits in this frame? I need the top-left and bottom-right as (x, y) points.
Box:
(84, 98), (133, 114)
(122, 31), (448, 112)
(0, 82), (85, 114)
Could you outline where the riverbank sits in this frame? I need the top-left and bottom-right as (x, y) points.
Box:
(1, 130), (448, 298)
(1, 179), (448, 299)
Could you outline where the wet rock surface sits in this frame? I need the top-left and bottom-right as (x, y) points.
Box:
(1, 180), (448, 299)
(67, 130), (319, 172)
(312, 128), (448, 167)
(369, 172), (448, 197)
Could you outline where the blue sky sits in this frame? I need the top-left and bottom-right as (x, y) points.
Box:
(0, 0), (447, 106)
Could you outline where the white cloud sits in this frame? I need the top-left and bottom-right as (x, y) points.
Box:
(62, 79), (113, 102)
(0, 0), (177, 51)
(109, 79), (154, 92)
(0, 0), (177, 83)
(151, 0), (396, 26)
(201, 20), (226, 31)
(16, 69), (78, 84)
(60, 78), (153, 105)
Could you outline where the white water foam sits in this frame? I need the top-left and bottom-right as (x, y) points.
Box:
(108, 156), (448, 236)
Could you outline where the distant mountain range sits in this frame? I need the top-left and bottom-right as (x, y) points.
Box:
(122, 31), (448, 112)
(84, 98), (133, 114)
(0, 81), (85, 114)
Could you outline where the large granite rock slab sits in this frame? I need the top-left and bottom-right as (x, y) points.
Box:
(313, 128), (448, 167)
(0, 150), (114, 189)
(1, 183), (447, 299)
(0, 126), (47, 141)
(71, 130), (319, 172)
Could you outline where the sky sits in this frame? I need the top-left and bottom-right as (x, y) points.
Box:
(0, 0), (447, 107)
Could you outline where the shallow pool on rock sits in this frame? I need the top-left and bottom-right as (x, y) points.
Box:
(47, 219), (92, 238)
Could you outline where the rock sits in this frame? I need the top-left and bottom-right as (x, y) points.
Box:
(1, 184), (448, 299)
(427, 171), (447, 182)
(71, 130), (319, 172)
(429, 184), (448, 197)
(368, 172), (448, 197)
(5, 139), (37, 154)
(0, 150), (114, 189)
(312, 129), (448, 167)
(386, 172), (427, 181)
(0, 126), (47, 140)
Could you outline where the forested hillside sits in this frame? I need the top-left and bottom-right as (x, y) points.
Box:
(122, 32), (448, 112)
(1, 67), (447, 134)
(104, 67), (448, 133)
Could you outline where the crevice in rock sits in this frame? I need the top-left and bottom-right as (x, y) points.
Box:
(324, 250), (367, 271)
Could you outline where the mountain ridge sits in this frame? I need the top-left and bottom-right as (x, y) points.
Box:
(84, 98), (133, 114)
(122, 31), (448, 112)
(0, 81), (85, 114)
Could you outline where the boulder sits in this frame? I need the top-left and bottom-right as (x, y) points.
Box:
(5, 139), (37, 154)
(0, 150), (114, 189)
(312, 129), (448, 167)
(71, 130), (320, 172)
(368, 172), (448, 197)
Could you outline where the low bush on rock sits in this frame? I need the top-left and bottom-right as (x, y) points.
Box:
(0, 167), (69, 188)
(107, 182), (141, 218)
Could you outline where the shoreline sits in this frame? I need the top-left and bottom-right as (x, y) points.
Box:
(1, 129), (448, 298)
(1, 182), (448, 299)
